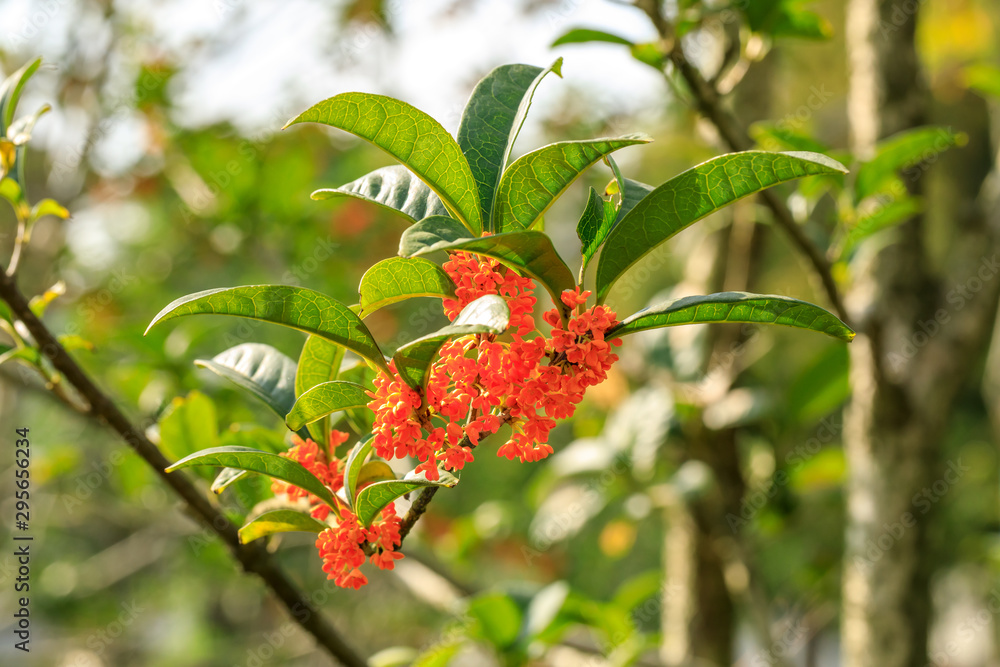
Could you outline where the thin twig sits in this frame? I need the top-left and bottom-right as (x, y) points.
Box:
(0, 270), (367, 667)
(637, 1), (850, 326)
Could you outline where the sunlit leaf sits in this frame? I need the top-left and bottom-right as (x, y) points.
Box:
(146, 285), (390, 375)
(855, 126), (965, 201)
(166, 445), (337, 508)
(840, 197), (923, 257)
(285, 381), (370, 431)
(238, 509), (328, 544)
(609, 292), (855, 342)
(0, 58), (41, 135)
(399, 215), (576, 316)
(551, 28), (634, 48)
(211, 467), (249, 494)
(493, 134), (650, 232)
(28, 280), (65, 317)
(158, 391), (220, 468)
(29, 197), (69, 223)
(359, 256), (456, 316)
(354, 470), (459, 526)
(311, 165), (449, 223)
(286, 93), (482, 233)
(344, 436), (375, 508)
(596, 151), (848, 303)
(295, 335), (345, 446)
(392, 295), (509, 390)
(458, 59), (562, 227)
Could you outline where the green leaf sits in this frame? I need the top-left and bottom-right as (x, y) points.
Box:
(493, 135), (650, 232)
(855, 127), (965, 201)
(608, 176), (653, 224)
(286, 93), (482, 233)
(166, 445), (337, 508)
(311, 165), (449, 224)
(609, 292), (855, 342)
(211, 467), (249, 494)
(392, 295), (510, 390)
(158, 391), (220, 465)
(359, 256), (456, 316)
(295, 335), (345, 446)
(29, 198), (69, 223)
(354, 471), (459, 526)
(286, 381), (370, 431)
(238, 509), (328, 544)
(457, 60), (562, 227)
(0, 58), (41, 135)
(595, 151), (848, 304)
(28, 280), (65, 317)
(146, 285), (390, 375)
(7, 104), (51, 145)
(0, 177), (22, 205)
(344, 436), (375, 508)
(750, 123), (831, 153)
(840, 197), (923, 257)
(409, 641), (463, 667)
(399, 215), (576, 316)
(467, 592), (524, 649)
(195, 343), (299, 422)
(577, 187), (618, 270)
(57, 334), (94, 352)
(551, 28), (634, 48)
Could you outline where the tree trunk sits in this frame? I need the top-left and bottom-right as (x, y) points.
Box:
(842, 2), (1000, 666)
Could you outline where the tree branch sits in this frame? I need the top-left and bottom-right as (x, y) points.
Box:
(0, 270), (367, 667)
(638, 1), (850, 326)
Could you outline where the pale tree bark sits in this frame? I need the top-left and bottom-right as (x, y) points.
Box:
(842, 2), (1000, 666)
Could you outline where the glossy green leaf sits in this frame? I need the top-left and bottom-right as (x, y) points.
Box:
(158, 391), (220, 466)
(457, 60), (562, 227)
(392, 295), (510, 390)
(286, 381), (370, 431)
(596, 151), (848, 303)
(238, 509), (328, 544)
(0, 58), (41, 135)
(359, 256), (456, 316)
(295, 335), (345, 446)
(493, 134), (650, 232)
(286, 93), (482, 233)
(609, 292), (855, 342)
(195, 343), (299, 420)
(146, 285), (389, 375)
(354, 471), (459, 526)
(855, 127), (965, 201)
(577, 187), (618, 270)
(399, 215), (576, 315)
(211, 467), (249, 494)
(551, 28), (634, 48)
(344, 436), (375, 508)
(311, 165), (449, 223)
(166, 445), (337, 508)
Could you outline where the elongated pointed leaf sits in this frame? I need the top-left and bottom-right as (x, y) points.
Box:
(344, 436), (374, 508)
(552, 28), (634, 47)
(238, 509), (328, 544)
(855, 127), (964, 201)
(1, 58), (41, 135)
(296, 335), (345, 445)
(609, 292), (855, 342)
(311, 165), (449, 223)
(577, 187), (618, 270)
(493, 134), (650, 232)
(286, 93), (481, 233)
(286, 381), (370, 431)
(355, 471), (460, 526)
(166, 445), (337, 508)
(211, 467), (249, 494)
(146, 285), (389, 375)
(458, 60), (562, 227)
(596, 151), (848, 303)
(399, 216), (576, 316)
(195, 343), (298, 419)
(359, 256), (456, 316)
(393, 295), (510, 390)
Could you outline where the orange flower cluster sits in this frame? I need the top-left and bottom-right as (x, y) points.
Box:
(315, 505), (403, 589)
(368, 252), (621, 475)
(273, 252), (621, 589)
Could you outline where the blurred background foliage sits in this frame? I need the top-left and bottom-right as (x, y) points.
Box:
(0, 1), (998, 666)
